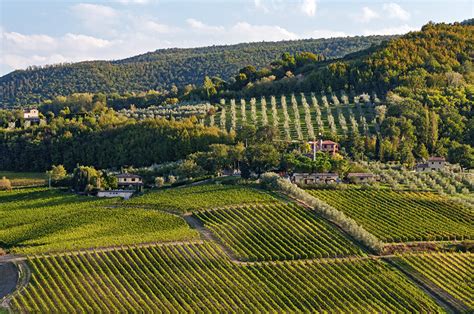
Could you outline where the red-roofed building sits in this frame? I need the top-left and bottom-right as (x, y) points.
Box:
(308, 139), (339, 157)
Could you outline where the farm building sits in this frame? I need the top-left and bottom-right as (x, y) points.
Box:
(23, 108), (40, 121)
(308, 139), (339, 156)
(292, 173), (340, 185)
(415, 157), (446, 172)
(347, 173), (377, 184)
(116, 173), (143, 191)
(97, 190), (135, 200)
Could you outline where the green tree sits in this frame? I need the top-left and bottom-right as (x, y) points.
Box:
(244, 144), (279, 178)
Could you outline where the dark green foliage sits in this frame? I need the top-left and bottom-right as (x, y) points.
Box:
(0, 36), (392, 106)
(0, 117), (231, 171)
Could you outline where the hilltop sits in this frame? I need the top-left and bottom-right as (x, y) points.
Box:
(0, 36), (391, 106)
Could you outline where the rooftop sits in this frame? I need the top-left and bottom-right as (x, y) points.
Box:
(116, 173), (142, 179)
(428, 157), (445, 161)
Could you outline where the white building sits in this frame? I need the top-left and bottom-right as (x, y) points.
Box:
(292, 173), (340, 185)
(415, 157), (446, 172)
(97, 190), (135, 200)
(23, 108), (39, 120)
(116, 173), (143, 191)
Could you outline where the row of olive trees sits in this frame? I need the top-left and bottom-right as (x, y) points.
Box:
(260, 173), (384, 252)
(301, 93), (315, 140)
(291, 94), (304, 140)
(281, 96), (291, 140)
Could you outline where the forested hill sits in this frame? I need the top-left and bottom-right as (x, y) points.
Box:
(0, 36), (391, 106)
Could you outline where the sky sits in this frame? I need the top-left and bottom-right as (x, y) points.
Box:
(0, 0), (472, 76)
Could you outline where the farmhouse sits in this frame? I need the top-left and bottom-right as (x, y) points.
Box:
(309, 139), (339, 156)
(415, 157), (446, 172)
(23, 108), (40, 121)
(116, 173), (143, 191)
(292, 173), (340, 185)
(97, 190), (135, 200)
(347, 173), (377, 184)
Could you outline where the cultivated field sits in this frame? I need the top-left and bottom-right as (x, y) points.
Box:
(307, 189), (474, 242)
(125, 183), (278, 213)
(206, 93), (377, 140)
(0, 188), (198, 254)
(195, 203), (363, 261)
(9, 242), (442, 313)
(395, 252), (473, 310)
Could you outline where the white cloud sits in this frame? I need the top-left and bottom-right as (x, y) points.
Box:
(229, 22), (298, 42)
(383, 3), (410, 21)
(358, 7), (379, 23)
(63, 33), (112, 50)
(3, 32), (56, 51)
(71, 3), (119, 34)
(362, 24), (416, 35)
(300, 0), (317, 17)
(142, 20), (173, 34)
(186, 19), (225, 33)
(307, 29), (347, 39)
(115, 0), (151, 4)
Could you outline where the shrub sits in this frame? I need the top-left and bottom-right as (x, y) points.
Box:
(0, 177), (12, 191)
(155, 177), (165, 188)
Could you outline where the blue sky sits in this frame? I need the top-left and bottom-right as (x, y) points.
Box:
(0, 0), (472, 75)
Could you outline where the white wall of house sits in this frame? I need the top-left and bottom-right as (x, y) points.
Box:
(97, 190), (134, 200)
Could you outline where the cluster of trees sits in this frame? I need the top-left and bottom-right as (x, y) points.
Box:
(1, 36), (391, 106)
(0, 112), (232, 171)
(199, 21), (474, 168)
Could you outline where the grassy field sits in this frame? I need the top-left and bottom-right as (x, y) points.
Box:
(0, 171), (46, 188)
(125, 183), (279, 213)
(10, 242), (441, 313)
(195, 203), (363, 261)
(0, 188), (198, 254)
(395, 252), (473, 310)
(307, 189), (474, 243)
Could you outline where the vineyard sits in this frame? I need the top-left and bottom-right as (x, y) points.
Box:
(125, 183), (278, 213)
(194, 203), (363, 261)
(0, 188), (198, 254)
(395, 252), (473, 310)
(206, 92), (378, 140)
(9, 242), (442, 313)
(307, 189), (474, 243)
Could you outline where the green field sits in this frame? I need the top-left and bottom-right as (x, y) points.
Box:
(195, 203), (363, 261)
(0, 188), (198, 254)
(307, 189), (474, 243)
(0, 171), (46, 188)
(125, 183), (278, 213)
(395, 252), (473, 310)
(9, 242), (441, 313)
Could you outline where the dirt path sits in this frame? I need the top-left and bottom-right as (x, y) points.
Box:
(183, 213), (241, 261)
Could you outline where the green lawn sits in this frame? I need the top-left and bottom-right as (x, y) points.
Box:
(125, 183), (279, 213)
(0, 188), (198, 254)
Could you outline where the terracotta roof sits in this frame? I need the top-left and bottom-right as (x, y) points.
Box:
(428, 157), (445, 161)
(321, 140), (337, 145)
(116, 173), (142, 179)
(293, 172), (339, 177)
(347, 173), (374, 177)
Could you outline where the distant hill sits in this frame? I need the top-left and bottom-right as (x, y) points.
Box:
(0, 36), (392, 106)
